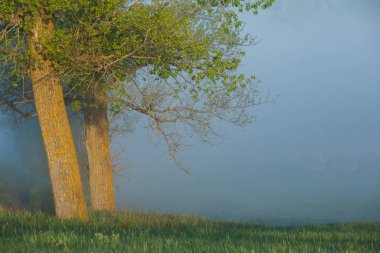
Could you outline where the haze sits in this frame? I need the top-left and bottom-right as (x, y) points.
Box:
(1, 0), (379, 225)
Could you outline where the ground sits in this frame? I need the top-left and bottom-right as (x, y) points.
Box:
(0, 210), (379, 252)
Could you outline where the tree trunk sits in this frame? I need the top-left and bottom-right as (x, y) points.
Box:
(84, 85), (116, 211)
(28, 15), (88, 220)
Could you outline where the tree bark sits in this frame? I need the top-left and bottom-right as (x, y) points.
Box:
(84, 85), (116, 211)
(28, 15), (88, 220)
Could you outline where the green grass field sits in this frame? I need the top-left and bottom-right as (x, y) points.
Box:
(0, 210), (379, 253)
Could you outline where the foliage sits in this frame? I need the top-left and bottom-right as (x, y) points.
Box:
(40, 0), (274, 168)
(0, 1), (277, 173)
(0, 210), (379, 253)
(29, 185), (54, 213)
(0, 181), (23, 208)
(0, 168), (27, 208)
(0, 170), (53, 212)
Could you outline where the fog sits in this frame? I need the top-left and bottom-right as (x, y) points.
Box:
(1, 0), (380, 225)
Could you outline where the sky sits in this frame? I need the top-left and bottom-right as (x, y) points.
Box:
(1, 0), (380, 225)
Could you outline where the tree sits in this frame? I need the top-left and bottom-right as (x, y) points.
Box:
(0, 0), (88, 220)
(45, 0), (275, 206)
(1, 0), (275, 213)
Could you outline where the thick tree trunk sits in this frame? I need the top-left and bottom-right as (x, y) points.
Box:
(84, 85), (116, 211)
(28, 16), (88, 220)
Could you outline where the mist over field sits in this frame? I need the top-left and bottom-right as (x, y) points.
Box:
(1, 0), (379, 225)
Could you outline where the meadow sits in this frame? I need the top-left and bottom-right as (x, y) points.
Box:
(0, 210), (379, 253)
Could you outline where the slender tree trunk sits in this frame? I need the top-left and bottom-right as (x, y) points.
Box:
(84, 85), (116, 211)
(28, 15), (88, 220)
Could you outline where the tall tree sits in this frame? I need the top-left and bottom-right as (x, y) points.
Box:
(1, 0), (275, 212)
(0, 1), (88, 220)
(46, 0), (275, 207)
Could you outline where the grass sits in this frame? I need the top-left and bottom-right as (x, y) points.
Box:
(0, 210), (379, 253)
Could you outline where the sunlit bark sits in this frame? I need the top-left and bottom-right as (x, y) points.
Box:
(28, 15), (88, 220)
(84, 85), (115, 211)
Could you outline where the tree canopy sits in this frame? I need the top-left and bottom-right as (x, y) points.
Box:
(0, 0), (275, 217)
(43, 0), (274, 165)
